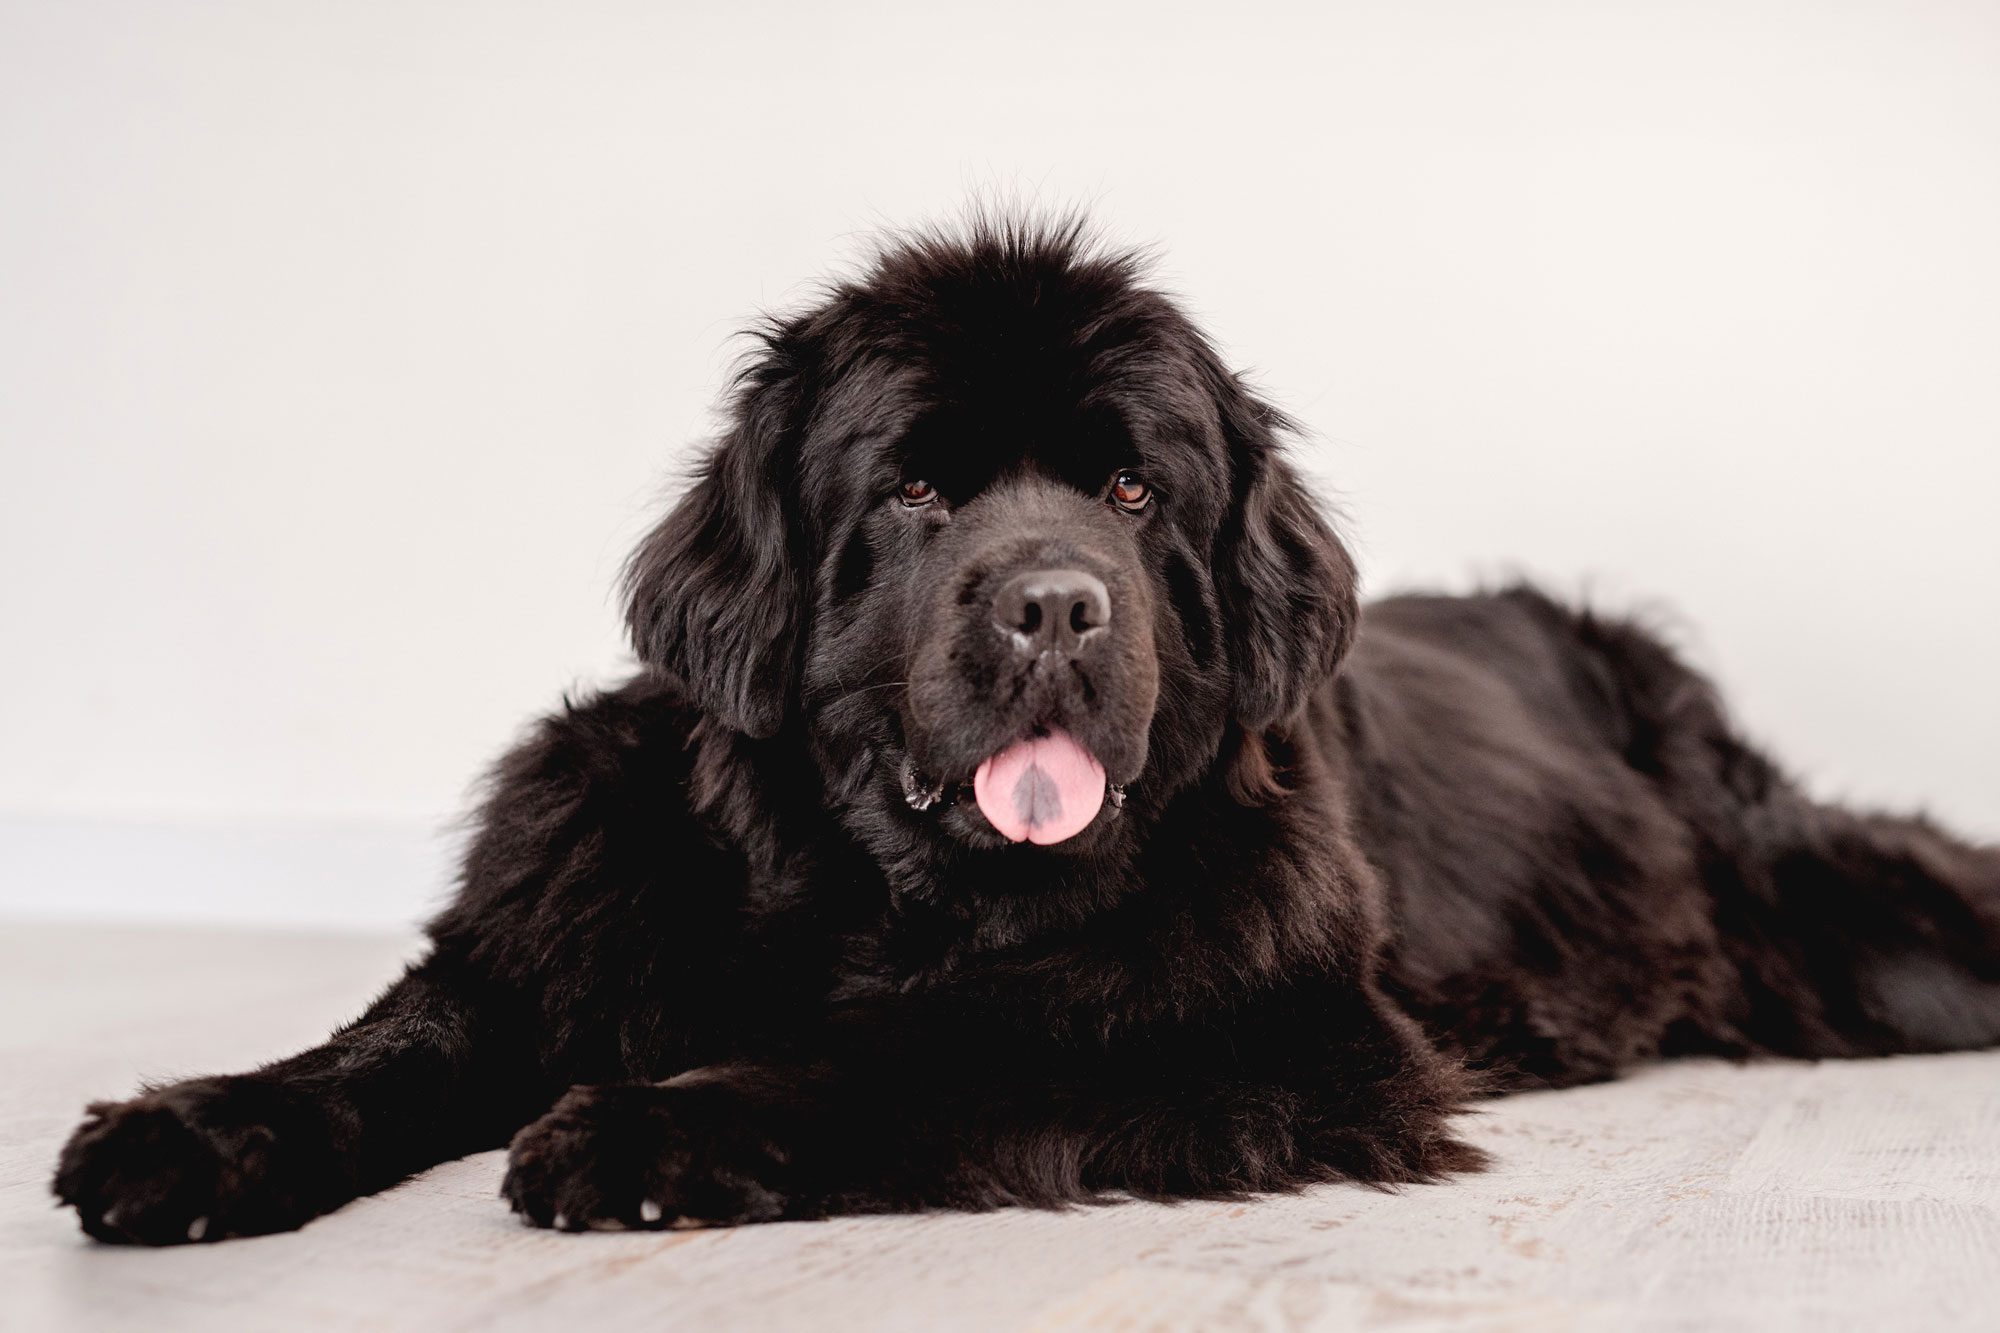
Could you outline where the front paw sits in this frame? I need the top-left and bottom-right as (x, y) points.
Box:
(53, 1080), (340, 1245)
(502, 1081), (791, 1232)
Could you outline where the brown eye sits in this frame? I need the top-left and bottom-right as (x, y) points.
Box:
(1109, 471), (1150, 512)
(900, 479), (939, 507)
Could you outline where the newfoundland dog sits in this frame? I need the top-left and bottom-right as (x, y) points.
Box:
(56, 218), (2000, 1243)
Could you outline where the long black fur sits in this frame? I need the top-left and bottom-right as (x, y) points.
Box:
(55, 218), (2000, 1243)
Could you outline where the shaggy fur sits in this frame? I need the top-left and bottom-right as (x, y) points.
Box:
(55, 219), (2000, 1244)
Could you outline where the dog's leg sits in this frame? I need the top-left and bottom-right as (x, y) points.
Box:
(1519, 593), (2000, 1066)
(53, 678), (771, 1244)
(499, 985), (1480, 1229)
(52, 952), (535, 1244)
(1719, 801), (2000, 1057)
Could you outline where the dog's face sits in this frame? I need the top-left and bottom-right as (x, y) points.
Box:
(625, 224), (1358, 866)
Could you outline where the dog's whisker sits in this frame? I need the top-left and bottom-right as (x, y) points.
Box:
(828, 680), (910, 707)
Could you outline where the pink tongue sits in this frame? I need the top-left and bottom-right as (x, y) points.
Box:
(972, 729), (1107, 845)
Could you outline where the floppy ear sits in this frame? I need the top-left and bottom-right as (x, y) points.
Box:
(1212, 374), (1360, 734)
(622, 348), (804, 738)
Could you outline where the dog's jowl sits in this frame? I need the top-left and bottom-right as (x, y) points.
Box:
(55, 219), (2000, 1243)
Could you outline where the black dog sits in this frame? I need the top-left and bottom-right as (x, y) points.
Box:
(55, 218), (2000, 1244)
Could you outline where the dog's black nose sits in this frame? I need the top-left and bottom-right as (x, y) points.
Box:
(993, 568), (1111, 657)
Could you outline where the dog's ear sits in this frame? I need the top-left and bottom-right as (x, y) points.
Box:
(1211, 370), (1360, 736)
(622, 339), (805, 738)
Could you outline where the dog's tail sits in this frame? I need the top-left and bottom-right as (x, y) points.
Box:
(1525, 589), (2000, 1059)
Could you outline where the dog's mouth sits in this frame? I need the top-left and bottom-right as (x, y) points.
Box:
(971, 728), (1105, 844)
(900, 728), (1128, 845)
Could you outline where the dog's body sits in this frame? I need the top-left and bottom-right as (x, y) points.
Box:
(56, 222), (2000, 1243)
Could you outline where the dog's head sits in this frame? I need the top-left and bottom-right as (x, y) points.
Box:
(624, 220), (1357, 859)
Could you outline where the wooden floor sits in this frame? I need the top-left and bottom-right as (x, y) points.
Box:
(4, 920), (1995, 1331)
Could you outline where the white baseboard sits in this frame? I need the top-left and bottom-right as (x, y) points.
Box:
(0, 815), (461, 932)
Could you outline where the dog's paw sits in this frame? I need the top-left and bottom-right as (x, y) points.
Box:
(502, 1081), (791, 1232)
(52, 1079), (337, 1245)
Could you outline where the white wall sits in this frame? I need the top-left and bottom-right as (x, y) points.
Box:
(2, 0), (1995, 923)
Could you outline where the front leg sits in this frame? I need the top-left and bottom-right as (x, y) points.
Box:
(501, 987), (1479, 1229)
(53, 954), (536, 1244)
(53, 677), (751, 1243)
(502, 1070), (800, 1230)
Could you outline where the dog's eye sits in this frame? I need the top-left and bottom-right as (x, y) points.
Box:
(900, 480), (939, 507)
(1109, 471), (1151, 512)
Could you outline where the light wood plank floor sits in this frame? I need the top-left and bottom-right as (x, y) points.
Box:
(4, 919), (1995, 1331)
